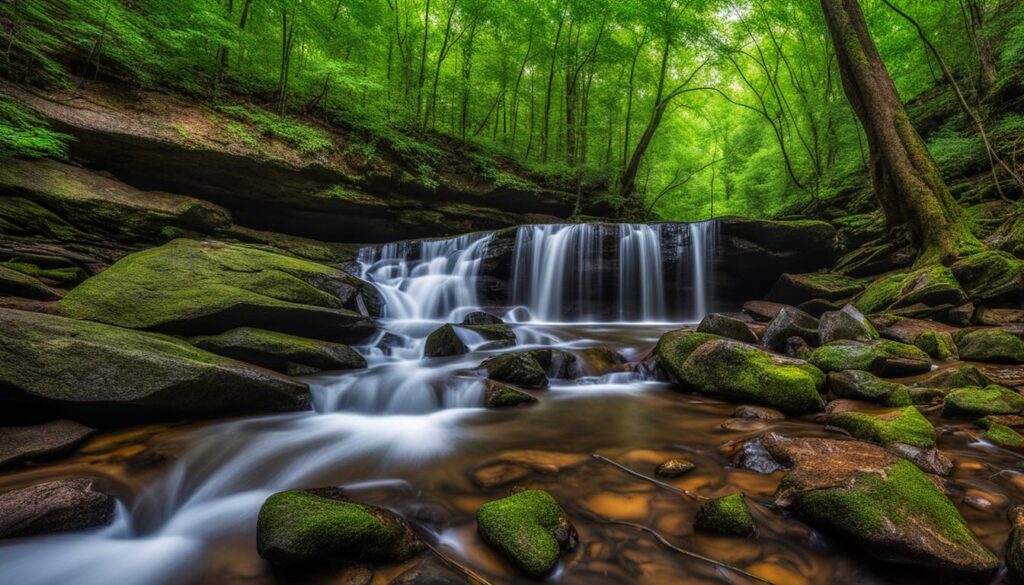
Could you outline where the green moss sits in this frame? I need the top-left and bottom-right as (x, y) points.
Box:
(477, 490), (573, 577)
(484, 381), (537, 408)
(950, 250), (1024, 303)
(943, 385), (1024, 418)
(191, 327), (365, 372)
(855, 272), (906, 314)
(810, 339), (930, 374)
(980, 420), (1024, 449)
(481, 352), (549, 389)
(914, 331), (958, 360)
(955, 328), (1024, 363)
(316, 185), (387, 207)
(0, 261), (85, 285)
(855, 266), (964, 314)
(216, 104), (333, 155)
(828, 370), (912, 406)
(694, 493), (757, 537)
(829, 407), (936, 448)
(460, 323), (516, 345)
(423, 324), (468, 358)
(0, 197), (81, 241)
(256, 489), (423, 567)
(0, 95), (71, 158)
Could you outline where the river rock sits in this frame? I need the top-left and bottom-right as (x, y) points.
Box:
(784, 336), (814, 360)
(192, 327), (366, 373)
(809, 339), (931, 377)
(575, 347), (628, 375)
(480, 352), (549, 389)
(916, 364), (989, 390)
(768, 273), (865, 306)
(855, 266), (967, 315)
(955, 327), (1024, 363)
(476, 490), (577, 578)
(655, 457), (696, 478)
(819, 304), (878, 345)
(256, 488), (424, 567)
(0, 308), (310, 422)
(942, 385), (1024, 418)
(1009, 506), (1024, 582)
(977, 307), (1024, 326)
(741, 300), (795, 322)
(458, 323), (516, 348)
(760, 433), (998, 573)
(423, 324), (468, 358)
(950, 250), (1024, 304)
(828, 370), (913, 406)
(913, 330), (958, 360)
(761, 306), (820, 351)
(0, 420), (95, 468)
(526, 348), (581, 379)
(461, 311), (504, 325)
(733, 405), (785, 420)
(978, 418), (1024, 448)
(656, 330), (824, 413)
(60, 239), (378, 341)
(697, 313), (758, 344)
(391, 557), (469, 585)
(886, 443), (953, 476)
(868, 314), (959, 344)
(827, 406), (935, 448)
(694, 493), (757, 537)
(0, 478), (115, 538)
(484, 380), (537, 408)
(948, 302), (976, 326)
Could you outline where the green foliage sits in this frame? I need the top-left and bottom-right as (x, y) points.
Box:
(0, 95), (70, 158)
(216, 104), (332, 156)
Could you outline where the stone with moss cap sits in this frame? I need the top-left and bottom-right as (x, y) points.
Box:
(768, 272), (865, 306)
(977, 418), (1024, 449)
(760, 433), (998, 574)
(916, 364), (989, 390)
(914, 331), (958, 360)
(484, 380), (537, 408)
(810, 339), (931, 377)
(943, 385), (1024, 418)
(0, 265), (60, 300)
(696, 313), (758, 344)
(855, 266), (966, 315)
(60, 239), (378, 341)
(423, 324), (468, 358)
(827, 406), (935, 448)
(819, 304), (879, 345)
(191, 327), (365, 374)
(950, 250), (1024, 304)
(459, 323), (516, 348)
(476, 489), (577, 578)
(954, 327), (1024, 364)
(827, 370), (913, 406)
(256, 487), (424, 567)
(656, 330), (824, 414)
(694, 493), (757, 537)
(480, 352), (549, 389)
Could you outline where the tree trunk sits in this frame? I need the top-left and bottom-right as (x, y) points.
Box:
(541, 13), (565, 163)
(416, 0), (431, 121)
(965, 0), (997, 96)
(820, 0), (980, 265)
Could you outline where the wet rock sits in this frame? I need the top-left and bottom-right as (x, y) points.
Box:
(784, 336), (814, 360)
(833, 241), (914, 278)
(0, 478), (115, 538)
(886, 443), (953, 476)
(799, 298), (847, 318)
(256, 487), (424, 568)
(60, 239), (379, 341)
(827, 370), (913, 406)
(809, 339), (931, 377)
(827, 406), (935, 448)
(423, 324), (468, 358)
(942, 385), (1024, 418)
(868, 314), (959, 345)
(575, 347), (628, 375)
(760, 433), (998, 574)
(977, 307), (1024, 326)
(476, 490), (577, 578)
(192, 327), (366, 373)
(734, 438), (782, 474)
(768, 273), (864, 306)
(391, 556), (469, 585)
(733, 405), (785, 420)
(950, 250), (1024, 304)
(913, 331), (958, 361)
(697, 313), (758, 344)
(955, 327), (1024, 364)
(526, 348), (581, 380)
(819, 304), (878, 345)
(471, 463), (531, 488)
(461, 311), (504, 326)
(0, 420), (95, 468)
(656, 330), (825, 414)
(694, 493), (757, 537)
(916, 364), (989, 390)
(458, 323), (516, 348)
(480, 353), (549, 389)
(1007, 506), (1024, 582)
(654, 457), (695, 478)
(761, 306), (820, 352)
(854, 266), (967, 315)
(948, 302), (976, 326)
(484, 380), (537, 408)
(977, 418), (1024, 448)
(0, 265), (61, 300)
(0, 308), (310, 423)
(741, 300), (793, 322)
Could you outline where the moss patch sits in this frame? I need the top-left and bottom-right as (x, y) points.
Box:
(914, 331), (958, 360)
(979, 419), (1024, 449)
(827, 370), (913, 406)
(484, 381), (537, 408)
(810, 339), (931, 375)
(955, 328), (1024, 364)
(191, 327), (365, 373)
(694, 493), (757, 537)
(423, 324), (468, 358)
(477, 490), (575, 578)
(828, 407), (936, 448)
(855, 266), (965, 314)
(480, 352), (549, 389)
(943, 385), (1024, 418)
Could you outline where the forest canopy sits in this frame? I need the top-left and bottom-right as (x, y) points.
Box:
(2, 0), (1022, 221)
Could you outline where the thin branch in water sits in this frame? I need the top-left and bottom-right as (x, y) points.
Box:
(591, 453), (705, 501)
(410, 529), (496, 585)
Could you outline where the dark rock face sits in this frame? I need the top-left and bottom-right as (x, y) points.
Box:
(0, 420), (95, 468)
(484, 380), (537, 408)
(423, 324), (469, 358)
(480, 353), (549, 389)
(819, 304), (878, 345)
(761, 306), (820, 351)
(0, 265), (61, 300)
(461, 311), (504, 325)
(697, 313), (758, 344)
(768, 273), (864, 306)
(0, 479), (115, 538)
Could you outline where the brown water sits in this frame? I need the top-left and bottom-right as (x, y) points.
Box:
(1, 323), (1021, 585)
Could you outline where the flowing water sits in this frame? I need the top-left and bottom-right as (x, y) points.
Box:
(0, 223), (1020, 585)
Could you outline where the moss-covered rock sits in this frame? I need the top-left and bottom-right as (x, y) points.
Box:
(828, 406), (936, 448)
(913, 331), (958, 360)
(942, 385), (1024, 418)
(977, 418), (1024, 449)
(855, 267), (966, 315)
(480, 352), (549, 389)
(827, 370), (913, 406)
(954, 327), (1024, 363)
(0, 308), (310, 422)
(768, 273), (865, 306)
(950, 250), (1024, 304)
(694, 493), (757, 537)
(696, 313), (758, 344)
(459, 323), (516, 347)
(656, 330), (824, 413)
(810, 339), (931, 377)
(476, 490), (577, 578)
(191, 327), (365, 374)
(575, 347), (628, 375)
(760, 306), (820, 351)
(524, 348), (581, 379)
(484, 380), (537, 408)
(60, 239), (377, 341)
(819, 304), (878, 345)
(761, 433), (998, 574)
(256, 488), (424, 567)
(0, 265), (60, 300)
(1008, 506), (1024, 582)
(916, 364), (989, 390)
(1, 261), (86, 287)
(423, 324), (468, 358)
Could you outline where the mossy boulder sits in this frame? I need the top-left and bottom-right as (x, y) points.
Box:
(0, 308), (310, 422)
(423, 324), (468, 358)
(913, 331), (958, 360)
(818, 304), (878, 345)
(696, 313), (758, 344)
(827, 370), (913, 406)
(484, 380), (537, 408)
(461, 311), (504, 325)
(524, 348), (581, 379)
(950, 250), (1024, 304)
(256, 488), (424, 567)
(191, 327), (365, 374)
(954, 327), (1024, 363)
(768, 272), (865, 306)
(694, 493), (757, 537)
(916, 364), (989, 390)
(459, 323), (516, 348)
(656, 330), (825, 413)
(60, 239), (378, 341)
(0, 265), (61, 300)
(828, 406), (936, 448)
(809, 339), (931, 377)
(761, 433), (998, 573)
(977, 418), (1024, 449)
(575, 347), (628, 375)
(855, 267), (966, 315)
(480, 352), (549, 389)
(476, 490), (577, 578)
(761, 306), (820, 351)
(942, 385), (1024, 418)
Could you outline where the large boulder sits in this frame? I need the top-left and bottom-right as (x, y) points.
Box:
(855, 267), (966, 315)
(0, 478), (115, 538)
(256, 488), (424, 567)
(810, 339), (931, 377)
(191, 327), (365, 374)
(476, 490), (577, 578)
(760, 433), (998, 574)
(942, 385), (1024, 418)
(913, 331), (958, 361)
(60, 239), (378, 341)
(868, 314), (959, 345)
(525, 348), (581, 380)
(656, 330), (824, 413)
(0, 420), (95, 468)
(0, 308), (310, 422)
(696, 313), (758, 344)
(423, 324), (468, 358)
(828, 370), (914, 406)
(950, 250), (1024, 304)
(827, 406), (936, 448)
(818, 304), (878, 345)
(480, 353), (549, 389)
(761, 306), (820, 351)
(954, 327), (1024, 363)
(768, 273), (865, 306)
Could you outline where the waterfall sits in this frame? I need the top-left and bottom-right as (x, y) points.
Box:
(687, 221), (716, 321)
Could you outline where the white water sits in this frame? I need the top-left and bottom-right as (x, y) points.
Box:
(0, 222), (717, 585)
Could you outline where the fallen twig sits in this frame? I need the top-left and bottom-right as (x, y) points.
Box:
(592, 453), (706, 500)
(410, 527), (495, 585)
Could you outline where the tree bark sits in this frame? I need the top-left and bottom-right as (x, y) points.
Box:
(820, 0), (980, 265)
